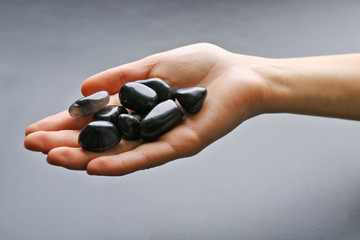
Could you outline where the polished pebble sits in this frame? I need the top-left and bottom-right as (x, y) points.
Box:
(140, 99), (184, 141)
(69, 91), (110, 118)
(117, 114), (141, 140)
(136, 78), (175, 102)
(175, 86), (207, 114)
(119, 82), (158, 113)
(93, 105), (128, 124)
(73, 79), (207, 151)
(78, 121), (120, 152)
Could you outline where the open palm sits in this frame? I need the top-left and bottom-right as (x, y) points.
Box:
(24, 43), (267, 176)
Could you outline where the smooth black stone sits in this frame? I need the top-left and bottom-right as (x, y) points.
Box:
(175, 87), (207, 114)
(69, 91), (110, 118)
(140, 100), (184, 141)
(119, 82), (158, 113)
(93, 105), (128, 124)
(117, 114), (141, 140)
(136, 78), (175, 102)
(78, 121), (120, 152)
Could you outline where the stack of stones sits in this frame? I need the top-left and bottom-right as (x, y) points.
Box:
(68, 78), (207, 152)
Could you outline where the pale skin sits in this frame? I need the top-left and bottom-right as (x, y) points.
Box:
(23, 43), (360, 176)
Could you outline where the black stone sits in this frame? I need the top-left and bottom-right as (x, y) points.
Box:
(140, 100), (184, 141)
(119, 82), (158, 113)
(93, 105), (128, 124)
(175, 87), (207, 114)
(136, 78), (175, 102)
(69, 91), (110, 118)
(117, 114), (141, 140)
(78, 121), (120, 152)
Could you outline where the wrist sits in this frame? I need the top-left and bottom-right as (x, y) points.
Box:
(249, 57), (296, 114)
(249, 54), (360, 120)
(233, 55), (286, 117)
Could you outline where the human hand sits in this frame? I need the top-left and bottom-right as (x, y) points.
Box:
(24, 43), (269, 176)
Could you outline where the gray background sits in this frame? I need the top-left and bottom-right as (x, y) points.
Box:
(1, 0), (360, 239)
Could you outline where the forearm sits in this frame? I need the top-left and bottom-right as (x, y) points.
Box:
(253, 54), (360, 120)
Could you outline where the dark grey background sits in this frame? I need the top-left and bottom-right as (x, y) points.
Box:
(1, 0), (360, 239)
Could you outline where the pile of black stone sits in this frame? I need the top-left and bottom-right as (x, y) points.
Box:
(68, 78), (207, 152)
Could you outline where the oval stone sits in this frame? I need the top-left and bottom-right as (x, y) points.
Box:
(140, 100), (184, 141)
(69, 91), (110, 118)
(117, 114), (141, 140)
(78, 121), (120, 152)
(119, 82), (158, 113)
(93, 105), (128, 124)
(175, 87), (207, 114)
(136, 78), (175, 102)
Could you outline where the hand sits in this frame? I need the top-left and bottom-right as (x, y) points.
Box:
(23, 43), (268, 176)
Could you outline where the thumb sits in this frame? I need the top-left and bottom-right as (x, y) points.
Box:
(81, 57), (157, 96)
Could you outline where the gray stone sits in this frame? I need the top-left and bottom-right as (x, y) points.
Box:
(69, 91), (110, 118)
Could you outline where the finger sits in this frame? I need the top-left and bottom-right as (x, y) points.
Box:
(81, 58), (157, 96)
(86, 126), (202, 176)
(25, 95), (120, 136)
(24, 130), (80, 153)
(47, 140), (142, 170)
(25, 110), (92, 136)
